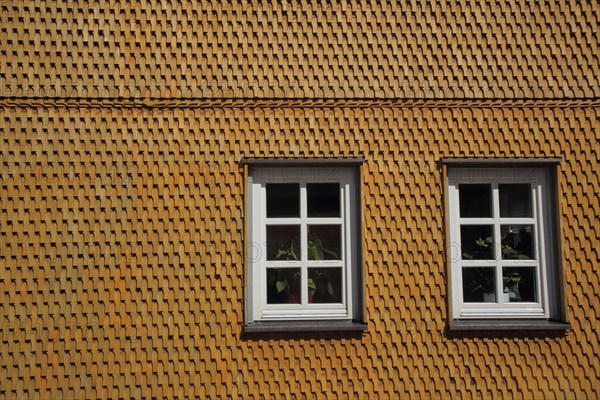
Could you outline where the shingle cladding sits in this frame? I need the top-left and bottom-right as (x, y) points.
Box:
(1, 1), (599, 399)
(1, 104), (598, 398)
(1, 1), (598, 99)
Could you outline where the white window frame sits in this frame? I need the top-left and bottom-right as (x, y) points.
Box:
(247, 167), (359, 322)
(447, 167), (558, 319)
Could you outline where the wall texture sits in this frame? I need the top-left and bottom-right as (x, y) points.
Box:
(1, 1), (598, 399)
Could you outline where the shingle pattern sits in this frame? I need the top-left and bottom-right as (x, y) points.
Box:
(0, 1), (598, 99)
(0, 103), (598, 398)
(1, 0), (599, 398)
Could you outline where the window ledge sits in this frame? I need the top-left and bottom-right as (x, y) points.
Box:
(244, 320), (368, 333)
(448, 319), (571, 332)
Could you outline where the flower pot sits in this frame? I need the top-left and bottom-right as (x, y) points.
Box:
(287, 293), (300, 304)
(483, 292), (495, 302)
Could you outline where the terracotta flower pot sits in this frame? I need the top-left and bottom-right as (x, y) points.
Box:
(287, 293), (300, 304)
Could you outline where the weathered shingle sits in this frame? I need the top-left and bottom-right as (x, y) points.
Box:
(1, 103), (598, 397)
(0, 1), (598, 99)
(1, 0), (599, 398)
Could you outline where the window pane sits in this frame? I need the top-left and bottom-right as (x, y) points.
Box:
(307, 225), (341, 260)
(266, 225), (300, 260)
(308, 268), (342, 303)
(462, 267), (496, 302)
(503, 267), (537, 302)
(499, 184), (531, 218)
(460, 225), (494, 260)
(307, 183), (340, 218)
(459, 184), (491, 218)
(266, 268), (301, 304)
(501, 225), (534, 260)
(266, 183), (300, 218)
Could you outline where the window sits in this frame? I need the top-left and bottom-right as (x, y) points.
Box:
(246, 164), (362, 323)
(446, 165), (563, 320)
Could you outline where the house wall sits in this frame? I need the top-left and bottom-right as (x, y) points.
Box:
(1, 2), (598, 398)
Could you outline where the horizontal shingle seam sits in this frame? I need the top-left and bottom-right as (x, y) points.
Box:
(1, 97), (599, 110)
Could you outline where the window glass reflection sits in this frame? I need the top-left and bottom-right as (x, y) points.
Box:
(462, 267), (496, 302)
(267, 225), (300, 260)
(499, 184), (531, 218)
(308, 268), (342, 303)
(307, 225), (341, 260)
(267, 183), (300, 218)
(460, 225), (494, 260)
(459, 184), (492, 218)
(307, 183), (340, 218)
(267, 268), (301, 304)
(501, 225), (534, 260)
(503, 267), (537, 302)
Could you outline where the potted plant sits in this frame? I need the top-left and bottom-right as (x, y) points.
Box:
(462, 236), (495, 302)
(271, 234), (339, 303)
(460, 266), (496, 302)
(461, 236), (494, 261)
(271, 268), (303, 303)
(502, 270), (522, 302)
(308, 269), (338, 302)
(463, 236), (529, 303)
(307, 233), (339, 260)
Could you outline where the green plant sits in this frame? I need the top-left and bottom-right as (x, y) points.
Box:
(463, 235), (531, 261)
(463, 267), (495, 296)
(503, 270), (521, 292)
(462, 236), (493, 261)
(275, 238), (301, 261)
(273, 234), (339, 300)
(275, 235), (339, 261)
(501, 245), (530, 260)
(307, 233), (339, 260)
(269, 268), (322, 299)
(308, 269), (336, 299)
(462, 234), (527, 300)
(272, 268), (301, 295)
